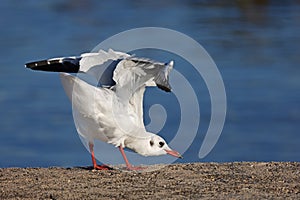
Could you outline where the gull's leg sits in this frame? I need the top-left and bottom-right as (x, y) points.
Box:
(88, 142), (112, 170)
(118, 145), (144, 170)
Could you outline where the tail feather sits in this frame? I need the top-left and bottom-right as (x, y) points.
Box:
(25, 57), (80, 73)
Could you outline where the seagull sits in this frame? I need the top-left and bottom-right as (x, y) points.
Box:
(25, 49), (182, 170)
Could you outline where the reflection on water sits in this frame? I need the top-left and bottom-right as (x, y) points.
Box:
(0, 0), (299, 167)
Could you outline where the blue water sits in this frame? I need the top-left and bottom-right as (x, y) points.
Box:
(0, 0), (299, 168)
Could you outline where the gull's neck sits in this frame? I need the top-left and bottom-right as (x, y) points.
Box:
(124, 132), (154, 156)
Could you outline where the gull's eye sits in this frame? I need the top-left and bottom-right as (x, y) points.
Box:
(150, 140), (154, 146)
(159, 141), (165, 148)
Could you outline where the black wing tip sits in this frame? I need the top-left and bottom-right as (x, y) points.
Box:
(24, 58), (80, 73)
(25, 60), (58, 70)
(25, 61), (38, 69)
(157, 84), (171, 92)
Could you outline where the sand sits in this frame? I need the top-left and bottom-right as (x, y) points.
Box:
(0, 162), (299, 199)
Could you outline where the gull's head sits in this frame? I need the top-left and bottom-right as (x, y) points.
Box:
(126, 134), (182, 158)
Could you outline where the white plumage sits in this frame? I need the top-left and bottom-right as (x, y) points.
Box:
(26, 49), (182, 170)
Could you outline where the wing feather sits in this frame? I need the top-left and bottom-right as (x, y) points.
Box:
(112, 57), (174, 128)
(79, 49), (130, 86)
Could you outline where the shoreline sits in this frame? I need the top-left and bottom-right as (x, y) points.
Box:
(1, 162), (299, 199)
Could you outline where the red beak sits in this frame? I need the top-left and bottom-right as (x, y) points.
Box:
(165, 149), (183, 159)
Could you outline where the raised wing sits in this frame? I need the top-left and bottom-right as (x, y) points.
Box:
(112, 57), (174, 128)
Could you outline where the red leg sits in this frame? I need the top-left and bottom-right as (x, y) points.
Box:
(118, 145), (144, 170)
(89, 142), (111, 170)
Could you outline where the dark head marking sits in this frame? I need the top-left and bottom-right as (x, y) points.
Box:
(150, 140), (154, 146)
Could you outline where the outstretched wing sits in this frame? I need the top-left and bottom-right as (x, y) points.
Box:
(26, 49), (174, 131)
(112, 57), (174, 128)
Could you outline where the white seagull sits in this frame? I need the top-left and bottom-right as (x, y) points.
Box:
(25, 49), (182, 170)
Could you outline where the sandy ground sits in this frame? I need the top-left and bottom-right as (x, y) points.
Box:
(0, 162), (299, 199)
